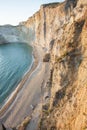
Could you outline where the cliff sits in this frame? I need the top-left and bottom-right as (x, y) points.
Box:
(0, 0), (87, 130)
(21, 0), (87, 130)
(33, 0), (87, 130)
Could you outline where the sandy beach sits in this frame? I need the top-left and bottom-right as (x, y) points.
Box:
(0, 44), (50, 128)
(0, 49), (37, 117)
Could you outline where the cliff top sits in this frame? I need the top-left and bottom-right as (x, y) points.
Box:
(41, 2), (60, 8)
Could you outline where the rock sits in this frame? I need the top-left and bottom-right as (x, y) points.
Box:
(43, 53), (50, 62)
(0, 123), (3, 130)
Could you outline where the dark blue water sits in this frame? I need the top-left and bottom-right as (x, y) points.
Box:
(0, 42), (33, 107)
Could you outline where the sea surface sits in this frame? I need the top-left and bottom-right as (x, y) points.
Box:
(0, 42), (33, 107)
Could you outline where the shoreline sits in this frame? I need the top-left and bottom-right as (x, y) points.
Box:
(0, 44), (39, 117)
(0, 44), (50, 128)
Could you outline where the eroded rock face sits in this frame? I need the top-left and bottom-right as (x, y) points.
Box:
(36, 0), (87, 130)
(0, 25), (35, 44)
(21, 0), (87, 130)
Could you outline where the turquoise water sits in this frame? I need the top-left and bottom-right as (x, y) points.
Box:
(0, 42), (33, 107)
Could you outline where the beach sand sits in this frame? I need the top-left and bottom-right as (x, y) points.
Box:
(0, 45), (50, 128)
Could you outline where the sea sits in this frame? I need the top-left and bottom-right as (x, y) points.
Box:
(0, 42), (33, 107)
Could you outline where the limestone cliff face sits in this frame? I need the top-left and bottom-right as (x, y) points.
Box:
(32, 1), (87, 130)
(21, 2), (66, 50)
(0, 25), (33, 44)
(21, 0), (87, 130)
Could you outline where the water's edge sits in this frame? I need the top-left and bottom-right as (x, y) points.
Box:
(0, 45), (39, 118)
(0, 42), (33, 111)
